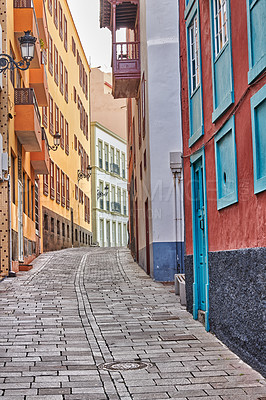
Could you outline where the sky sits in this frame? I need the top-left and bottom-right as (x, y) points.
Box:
(67, 0), (112, 71)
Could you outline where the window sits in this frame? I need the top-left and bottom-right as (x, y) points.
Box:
(42, 106), (48, 128)
(123, 191), (127, 215)
(85, 74), (88, 99)
(98, 140), (103, 169)
(48, 34), (53, 75)
(65, 120), (69, 155)
(110, 147), (114, 170)
(51, 217), (54, 233)
(122, 153), (125, 178)
(56, 165), (60, 204)
(64, 15), (68, 51)
(140, 161), (142, 181)
(213, 0), (228, 56)
(67, 224), (70, 238)
(49, 96), (54, 135)
(44, 214), (48, 230)
(143, 149), (147, 170)
(105, 143), (109, 171)
(73, 86), (77, 103)
(48, 0), (52, 15)
(60, 112), (64, 149)
(50, 161), (55, 199)
(214, 116), (238, 210)
(186, 5), (204, 147)
(66, 176), (70, 209)
(62, 223), (65, 237)
(210, 0), (234, 122)
(246, 0), (266, 83)
(43, 174), (49, 196)
(59, 2), (63, 39)
(189, 15), (200, 93)
(54, 46), (58, 85)
(75, 184), (78, 200)
(54, 0), (58, 28)
(57, 220), (60, 236)
(59, 57), (63, 94)
(99, 182), (104, 210)
(61, 171), (65, 207)
(250, 85), (266, 194)
(116, 150), (120, 174)
(72, 37), (76, 56)
(64, 67), (68, 102)
(55, 104), (59, 134)
(74, 134), (77, 151)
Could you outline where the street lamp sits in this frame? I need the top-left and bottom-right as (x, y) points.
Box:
(97, 185), (109, 200)
(0, 31), (37, 73)
(78, 165), (92, 182)
(48, 132), (61, 152)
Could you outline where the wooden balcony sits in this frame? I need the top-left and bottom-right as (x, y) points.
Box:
(32, 0), (48, 48)
(112, 41), (140, 98)
(29, 63), (48, 106)
(14, 88), (42, 152)
(31, 128), (49, 175)
(13, 0), (41, 69)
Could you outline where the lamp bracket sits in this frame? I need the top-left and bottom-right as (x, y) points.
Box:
(0, 54), (30, 74)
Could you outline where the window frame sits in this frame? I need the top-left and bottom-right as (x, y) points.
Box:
(250, 84), (266, 194)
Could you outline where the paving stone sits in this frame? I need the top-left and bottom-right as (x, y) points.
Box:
(0, 247), (264, 399)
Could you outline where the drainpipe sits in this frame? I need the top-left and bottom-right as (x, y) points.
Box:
(170, 152), (183, 274)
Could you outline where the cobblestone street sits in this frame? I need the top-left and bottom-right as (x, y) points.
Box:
(0, 247), (265, 400)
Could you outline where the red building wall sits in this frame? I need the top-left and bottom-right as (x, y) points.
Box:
(180, 0), (266, 256)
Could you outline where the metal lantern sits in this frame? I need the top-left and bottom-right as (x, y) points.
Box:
(53, 132), (61, 147)
(19, 31), (37, 62)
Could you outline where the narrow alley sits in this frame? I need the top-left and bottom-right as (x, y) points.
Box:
(0, 248), (265, 400)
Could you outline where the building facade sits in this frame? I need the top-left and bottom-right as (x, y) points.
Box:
(0, 0), (50, 277)
(180, 0), (265, 373)
(100, 0), (184, 281)
(90, 68), (128, 247)
(91, 122), (128, 247)
(39, 0), (92, 252)
(0, 0), (92, 279)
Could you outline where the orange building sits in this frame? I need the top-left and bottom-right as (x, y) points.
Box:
(0, 0), (91, 278)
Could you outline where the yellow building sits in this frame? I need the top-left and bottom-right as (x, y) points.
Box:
(0, 0), (91, 278)
(39, 0), (92, 253)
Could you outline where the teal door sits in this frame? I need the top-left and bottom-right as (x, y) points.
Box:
(193, 158), (207, 312)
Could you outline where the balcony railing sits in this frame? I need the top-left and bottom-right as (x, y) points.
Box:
(115, 41), (139, 62)
(111, 202), (121, 213)
(111, 163), (120, 175)
(14, 0), (32, 8)
(14, 88), (41, 126)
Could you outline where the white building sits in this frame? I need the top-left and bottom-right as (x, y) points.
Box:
(91, 122), (128, 247)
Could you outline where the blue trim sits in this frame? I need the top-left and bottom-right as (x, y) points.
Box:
(209, 0), (234, 122)
(246, 0), (266, 84)
(186, 1), (204, 148)
(214, 115), (238, 210)
(185, 0), (196, 19)
(190, 149), (210, 331)
(250, 84), (266, 194)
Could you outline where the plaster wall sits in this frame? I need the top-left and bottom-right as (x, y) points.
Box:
(90, 68), (127, 141)
(136, 0), (184, 280)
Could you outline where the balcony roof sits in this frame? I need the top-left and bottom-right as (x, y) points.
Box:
(100, 0), (138, 31)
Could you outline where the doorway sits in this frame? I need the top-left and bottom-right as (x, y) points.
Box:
(18, 181), (23, 261)
(145, 199), (150, 275)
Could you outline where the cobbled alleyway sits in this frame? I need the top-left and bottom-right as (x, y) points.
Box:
(0, 247), (265, 400)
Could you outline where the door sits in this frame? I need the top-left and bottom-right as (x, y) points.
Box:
(99, 219), (104, 247)
(145, 199), (150, 275)
(71, 209), (74, 246)
(18, 181), (23, 261)
(106, 221), (110, 247)
(193, 157), (207, 313)
(112, 222), (116, 247)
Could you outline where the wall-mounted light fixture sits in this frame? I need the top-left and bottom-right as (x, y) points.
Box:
(97, 185), (109, 200)
(78, 165), (92, 182)
(0, 31), (37, 73)
(48, 132), (61, 152)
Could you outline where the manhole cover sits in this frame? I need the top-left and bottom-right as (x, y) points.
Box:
(98, 361), (149, 371)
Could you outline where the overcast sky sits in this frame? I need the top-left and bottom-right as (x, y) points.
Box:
(67, 0), (112, 71)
